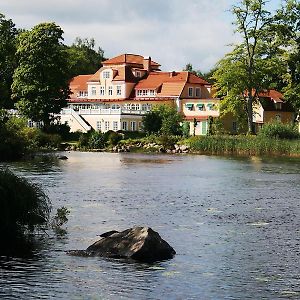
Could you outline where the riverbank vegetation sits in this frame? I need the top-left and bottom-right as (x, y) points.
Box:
(0, 168), (70, 255)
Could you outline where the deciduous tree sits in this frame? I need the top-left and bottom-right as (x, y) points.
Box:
(212, 0), (283, 134)
(66, 37), (105, 77)
(0, 13), (18, 108)
(12, 23), (70, 129)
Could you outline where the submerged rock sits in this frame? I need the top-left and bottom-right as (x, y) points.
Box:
(68, 226), (176, 262)
(57, 155), (68, 160)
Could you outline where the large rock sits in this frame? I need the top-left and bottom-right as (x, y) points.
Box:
(68, 227), (176, 262)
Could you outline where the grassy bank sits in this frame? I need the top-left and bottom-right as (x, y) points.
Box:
(186, 135), (300, 157)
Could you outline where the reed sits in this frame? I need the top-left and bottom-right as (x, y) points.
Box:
(187, 135), (300, 157)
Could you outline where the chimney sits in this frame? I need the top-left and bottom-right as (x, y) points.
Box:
(143, 56), (151, 72)
(170, 71), (176, 78)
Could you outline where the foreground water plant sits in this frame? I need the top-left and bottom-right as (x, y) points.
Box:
(0, 169), (51, 238)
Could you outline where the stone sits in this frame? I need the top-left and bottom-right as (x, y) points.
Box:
(57, 155), (68, 160)
(68, 227), (176, 262)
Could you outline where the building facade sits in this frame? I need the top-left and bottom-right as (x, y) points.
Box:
(60, 53), (220, 135)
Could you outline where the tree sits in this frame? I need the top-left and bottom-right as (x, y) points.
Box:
(142, 105), (182, 135)
(0, 13), (18, 108)
(66, 37), (105, 77)
(12, 22), (70, 129)
(212, 0), (283, 134)
(274, 0), (300, 112)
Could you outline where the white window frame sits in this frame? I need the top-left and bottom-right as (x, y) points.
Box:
(130, 121), (136, 131)
(113, 121), (118, 131)
(116, 85), (122, 96)
(100, 86), (105, 96)
(91, 87), (96, 96)
(122, 121), (128, 131)
(103, 71), (110, 79)
(105, 121), (110, 131)
(96, 121), (101, 131)
(108, 86), (113, 96)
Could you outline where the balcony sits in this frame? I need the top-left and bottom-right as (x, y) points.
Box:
(60, 107), (149, 116)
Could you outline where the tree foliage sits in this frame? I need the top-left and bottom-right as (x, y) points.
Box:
(142, 105), (182, 135)
(274, 0), (300, 112)
(0, 13), (18, 108)
(66, 37), (105, 77)
(12, 22), (70, 128)
(212, 0), (284, 133)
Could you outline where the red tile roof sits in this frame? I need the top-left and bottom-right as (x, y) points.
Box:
(103, 54), (160, 68)
(69, 75), (92, 90)
(258, 89), (284, 103)
(135, 72), (209, 89)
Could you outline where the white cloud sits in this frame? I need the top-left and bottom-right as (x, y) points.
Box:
(1, 0), (241, 72)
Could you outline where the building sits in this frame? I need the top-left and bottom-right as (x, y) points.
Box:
(253, 89), (295, 133)
(60, 53), (219, 135)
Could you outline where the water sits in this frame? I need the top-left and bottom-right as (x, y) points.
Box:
(1, 152), (300, 299)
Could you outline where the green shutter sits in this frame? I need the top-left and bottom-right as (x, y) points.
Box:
(185, 103), (194, 109)
(196, 103), (204, 107)
(202, 121), (207, 135)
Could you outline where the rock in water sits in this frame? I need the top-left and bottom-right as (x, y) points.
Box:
(84, 227), (176, 262)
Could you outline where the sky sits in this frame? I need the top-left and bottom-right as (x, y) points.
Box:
(1, 0), (283, 73)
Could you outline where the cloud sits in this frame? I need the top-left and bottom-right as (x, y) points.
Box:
(1, 0), (239, 72)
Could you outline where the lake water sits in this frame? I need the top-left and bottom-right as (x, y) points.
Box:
(1, 152), (300, 299)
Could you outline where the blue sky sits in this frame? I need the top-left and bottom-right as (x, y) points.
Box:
(1, 0), (283, 72)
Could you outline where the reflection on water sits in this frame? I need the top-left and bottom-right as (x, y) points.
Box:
(1, 152), (300, 299)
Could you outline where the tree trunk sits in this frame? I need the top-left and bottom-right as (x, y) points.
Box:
(247, 96), (255, 134)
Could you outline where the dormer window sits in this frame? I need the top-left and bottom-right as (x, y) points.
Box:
(275, 102), (282, 110)
(188, 87), (193, 97)
(136, 71), (141, 77)
(195, 88), (201, 97)
(103, 71), (110, 79)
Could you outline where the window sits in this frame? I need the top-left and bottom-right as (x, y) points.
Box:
(91, 87), (96, 96)
(105, 121), (110, 131)
(103, 71), (110, 79)
(188, 87), (193, 97)
(122, 121), (128, 131)
(100, 86), (105, 96)
(96, 121), (101, 131)
(196, 103), (204, 111)
(131, 104), (137, 110)
(207, 103), (215, 110)
(137, 90), (142, 96)
(28, 120), (34, 128)
(124, 103), (130, 110)
(116, 85), (122, 96)
(108, 86), (113, 96)
(111, 104), (120, 110)
(195, 88), (201, 97)
(130, 121), (136, 131)
(136, 71), (141, 77)
(113, 121), (118, 131)
(275, 103), (282, 110)
(185, 103), (194, 110)
(142, 104), (148, 111)
(79, 91), (84, 97)
(138, 122), (142, 130)
(84, 91), (88, 97)
(149, 90), (155, 96)
(104, 104), (110, 109)
(142, 90), (147, 96)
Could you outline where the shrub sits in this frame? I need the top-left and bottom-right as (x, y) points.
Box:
(258, 122), (299, 140)
(0, 169), (51, 240)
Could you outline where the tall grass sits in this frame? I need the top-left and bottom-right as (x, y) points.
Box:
(0, 169), (51, 241)
(187, 135), (300, 157)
